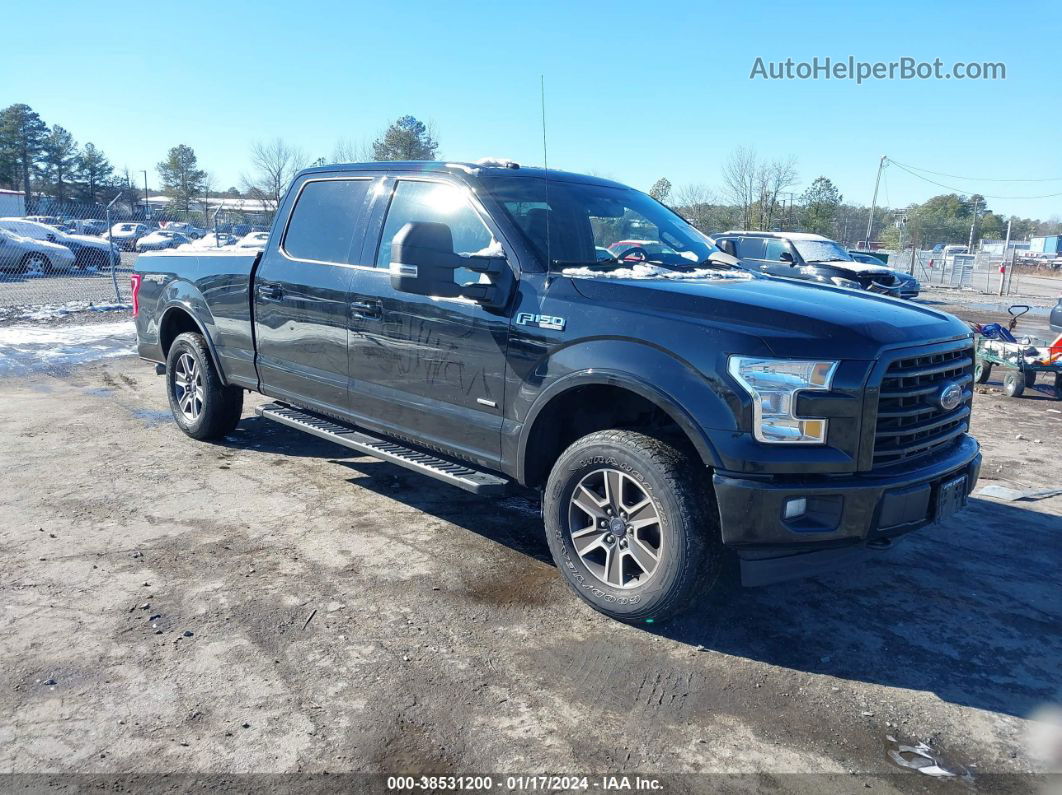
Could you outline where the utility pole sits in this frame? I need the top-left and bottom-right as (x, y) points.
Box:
(999, 219), (1012, 296)
(864, 155), (886, 249)
(142, 170), (149, 222)
(967, 196), (980, 253)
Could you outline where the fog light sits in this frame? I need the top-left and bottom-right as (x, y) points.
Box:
(783, 497), (807, 520)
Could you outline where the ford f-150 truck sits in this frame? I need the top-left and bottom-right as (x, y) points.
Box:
(133, 161), (981, 623)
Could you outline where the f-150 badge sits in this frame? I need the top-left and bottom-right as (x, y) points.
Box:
(516, 312), (566, 331)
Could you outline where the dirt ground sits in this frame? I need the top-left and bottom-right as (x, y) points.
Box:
(1, 295), (1060, 792)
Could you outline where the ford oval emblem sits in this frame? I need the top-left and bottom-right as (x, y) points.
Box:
(939, 383), (964, 411)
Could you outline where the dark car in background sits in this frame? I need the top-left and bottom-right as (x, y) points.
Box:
(714, 231), (908, 298)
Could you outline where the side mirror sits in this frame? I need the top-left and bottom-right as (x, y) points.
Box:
(779, 251), (794, 265)
(389, 221), (513, 310)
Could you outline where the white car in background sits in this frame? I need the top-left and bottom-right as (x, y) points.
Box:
(135, 230), (191, 252)
(161, 221), (205, 239)
(0, 217), (121, 269)
(108, 222), (150, 251)
(236, 231), (269, 249)
(0, 228), (76, 275)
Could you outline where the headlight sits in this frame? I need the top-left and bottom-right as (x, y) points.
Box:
(728, 357), (839, 444)
(830, 276), (861, 289)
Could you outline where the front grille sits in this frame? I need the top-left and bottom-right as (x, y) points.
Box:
(872, 342), (973, 468)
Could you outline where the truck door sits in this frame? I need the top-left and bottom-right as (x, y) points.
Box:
(253, 176), (374, 416)
(346, 177), (511, 466)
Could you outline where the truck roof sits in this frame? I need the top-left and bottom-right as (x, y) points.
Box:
(296, 160), (630, 189)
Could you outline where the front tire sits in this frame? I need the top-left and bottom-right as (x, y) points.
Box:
(1003, 370), (1025, 398)
(543, 430), (721, 624)
(20, 252), (50, 276)
(165, 332), (243, 440)
(974, 359), (992, 384)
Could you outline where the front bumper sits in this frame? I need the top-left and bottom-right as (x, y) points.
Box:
(713, 434), (981, 585)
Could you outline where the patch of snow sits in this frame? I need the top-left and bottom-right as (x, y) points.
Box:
(6, 301), (131, 322)
(560, 264), (752, 281)
(0, 320), (135, 375)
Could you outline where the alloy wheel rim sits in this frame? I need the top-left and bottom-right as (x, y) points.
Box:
(567, 468), (663, 589)
(173, 353), (204, 421)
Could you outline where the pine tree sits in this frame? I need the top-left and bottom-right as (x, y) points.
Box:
(371, 116), (438, 161)
(76, 143), (115, 204)
(0, 104), (49, 209)
(157, 144), (207, 214)
(41, 125), (79, 204)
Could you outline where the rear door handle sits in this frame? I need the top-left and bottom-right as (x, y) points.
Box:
(257, 283), (283, 301)
(350, 299), (381, 318)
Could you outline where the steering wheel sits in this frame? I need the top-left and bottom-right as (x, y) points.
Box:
(613, 246), (651, 263)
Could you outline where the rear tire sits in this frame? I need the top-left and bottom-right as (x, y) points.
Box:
(974, 359), (992, 384)
(165, 332), (243, 440)
(543, 429), (721, 624)
(1053, 374), (1062, 401)
(1003, 370), (1025, 398)
(1024, 370), (1037, 388)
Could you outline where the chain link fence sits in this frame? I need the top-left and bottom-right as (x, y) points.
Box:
(885, 247), (1060, 295)
(0, 193), (273, 321)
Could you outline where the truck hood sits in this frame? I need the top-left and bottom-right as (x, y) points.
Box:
(566, 272), (969, 358)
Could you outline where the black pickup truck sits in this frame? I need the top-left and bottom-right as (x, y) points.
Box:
(132, 161), (981, 623)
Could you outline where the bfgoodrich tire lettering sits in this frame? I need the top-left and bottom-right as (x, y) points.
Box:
(165, 332), (243, 441)
(543, 430), (721, 624)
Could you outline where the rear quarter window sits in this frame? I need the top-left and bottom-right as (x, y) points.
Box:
(282, 178), (372, 264)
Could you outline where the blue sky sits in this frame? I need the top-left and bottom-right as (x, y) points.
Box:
(5, 0), (1061, 218)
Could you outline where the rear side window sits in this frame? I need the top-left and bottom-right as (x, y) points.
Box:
(283, 178), (372, 264)
(735, 237), (766, 259)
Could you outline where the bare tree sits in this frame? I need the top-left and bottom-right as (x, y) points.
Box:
(672, 183), (731, 232)
(331, 137), (372, 164)
(755, 156), (798, 230)
(721, 147), (758, 230)
(242, 139), (306, 211)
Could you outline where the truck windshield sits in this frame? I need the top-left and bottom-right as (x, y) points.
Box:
(792, 239), (852, 264)
(482, 175), (720, 272)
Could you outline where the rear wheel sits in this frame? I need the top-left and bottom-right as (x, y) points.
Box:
(974, 359), (992, 384)
(1024, 370), (1038, 388)
(165, 332), (243, 440)
(1053, 374), (1062, 401)
(1003, 370), (1025, 398)
(543, 429), (721, 624)
(20, 252), (50, 276)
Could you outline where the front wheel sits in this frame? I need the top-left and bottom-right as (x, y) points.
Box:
(974, 359), (992, 384)
(543, 430), (721, 624)
(165, 332), (244, 440)
(20, 252), (50, 276)
(1003, 370), (1025, 398)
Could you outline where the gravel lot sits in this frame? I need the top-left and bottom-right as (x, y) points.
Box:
(1, 296), (1060, 791)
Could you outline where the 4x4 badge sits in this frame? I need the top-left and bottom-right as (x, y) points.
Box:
(516, 312), (565, 331)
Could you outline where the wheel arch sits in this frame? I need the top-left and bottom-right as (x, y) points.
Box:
(517, 371), (723, 488)
(158, 303), (227, 385)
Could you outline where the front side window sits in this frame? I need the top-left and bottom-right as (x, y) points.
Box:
(283, 178), (372, 264)
(763, 238), (790, 261)
(483, 176), (716, 272)
(375, 180), (497, 270)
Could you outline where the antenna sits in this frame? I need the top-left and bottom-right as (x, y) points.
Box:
(540, 74), (552, 270)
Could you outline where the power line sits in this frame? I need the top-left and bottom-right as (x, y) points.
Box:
(888, 157), (1062, 183)
(887, 159), (1062, 200)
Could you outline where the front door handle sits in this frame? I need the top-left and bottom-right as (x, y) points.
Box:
(350, 299), (381, 318)
(257, 282), (283, 301)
